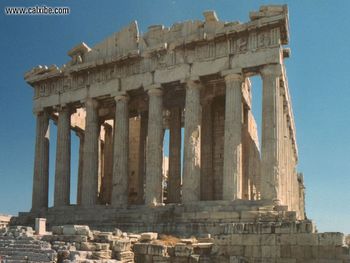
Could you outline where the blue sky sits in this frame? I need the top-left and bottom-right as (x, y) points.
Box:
(0, 0), (349, 234)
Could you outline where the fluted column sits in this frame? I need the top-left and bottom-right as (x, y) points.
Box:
(200, 98), (213, 200)
(222, 74), (243, 200)
(182, 80), (202, 203)
(81, 98), (100, 206)
(54, 106), (72, 207)
(76, 132), (84, 205)
(260, 64), (282, 203)
(32, 110), (50, 211)
(101, 123), (113, 204)
(137, 111), (148, 204)
(111, 95), (129, 206)
(167, 107), (182, 203)
(145, 88), (164, 206)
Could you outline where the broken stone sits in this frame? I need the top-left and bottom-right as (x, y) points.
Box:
(140, 232), (158, 242)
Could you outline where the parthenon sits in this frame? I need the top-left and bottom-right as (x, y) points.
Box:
(17, 5), (305, 231)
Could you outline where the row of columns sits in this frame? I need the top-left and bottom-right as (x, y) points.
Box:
(31, 63), (286, 211)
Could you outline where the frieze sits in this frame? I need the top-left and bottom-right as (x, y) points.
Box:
(27, 5), (286, 99)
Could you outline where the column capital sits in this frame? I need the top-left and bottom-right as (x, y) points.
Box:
(82, 98), (99, 109)
(145, 83), (162, 91)
(33, 108), (46, 117)
(114, 94), (129, 102)
(55, 104), (76, 114)
(185, 79), (202, 90)
(148, 88), (163, 96)
(103, 122), (113, 131)
(224, 73), (244, 84)
(260, 64), (282, 78)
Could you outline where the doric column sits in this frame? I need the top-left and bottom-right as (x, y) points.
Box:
(54, 106), (72, 207)
(137, 111), (148, 204)
(100, 123), (113, 204)
(111, 95), (129, 207)
(260, 64), (282, 203)
(32, 110), (50, 211)
(76, 132), (84, 205)
(145, 88), (164, 206)
(200, 98), (213, 201)
(182, 80), (202, 203)
(81, 98), (100, 206)
(222, 74), (243, 200)
(167, 107), (182, 203)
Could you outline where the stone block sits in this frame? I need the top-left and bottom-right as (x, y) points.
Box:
(230, 234), (243, 245)
(115, 250), (134, 261)
(335, 246), (350, 259)
(133, 243), (149, 254)
(148, 243), (167, 256)
(91, 249), (112, 259)
(113, 228), (123, 237)
(192, 243), (213, 255)
(51, 226), (63, 235)
(141, 232), (158, 241)
(35, 218), (46, 235)
(261, 245), (279, 258)
(318, 232), (345, 246)
(280, 245), (292, 258)
(296, 233), (319, 246)
(134, 254), (150, 263)
(260, 234), (276, 245)
(112, 238), (131, 252)
(153, 255), (171, 262)
(94, 232), (115, 242)
(241, 234), (260, 245)
(275, 222), (293, 234)
(175, 243), (193, 257)
(75, 225), (91, 236)
(42, 234), (88, 243)
(318, 245), (336, 259)
(80, 242), (110, 251)
(69, 250), (90, 260)
(62, 225), (78, 235)
(277, 234), (297, 245)
(226, 245), (244, 256)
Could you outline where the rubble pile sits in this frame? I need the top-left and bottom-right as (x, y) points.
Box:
(0, 226), (56, 262)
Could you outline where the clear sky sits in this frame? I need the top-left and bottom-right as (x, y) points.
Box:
(0, 0), (349, 234)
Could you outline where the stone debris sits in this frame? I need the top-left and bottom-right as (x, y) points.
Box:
(0, 223), (350, 262)
(140, 232), (158, 242)
(0, 226), (56, 262)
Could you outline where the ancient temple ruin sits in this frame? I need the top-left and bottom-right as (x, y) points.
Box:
(17, 5), (306, 232)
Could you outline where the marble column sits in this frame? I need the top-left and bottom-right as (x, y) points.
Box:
(81, 98), (100, 206)
(32, 110), (50, 211)
(54, 106), (72, 207)
(76, 132), (84, 205)
(111, 95), (129, 206)
(222, 74), (243, 200)
(167, 107), (182, 203)
(182, 80), (202, 203)
(137, 111), (148, 204)
(101, 123), (113, 204)
(145, 88), (164, 206)
(200, 98), (213, 200)
(260, 64), (282, 203)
